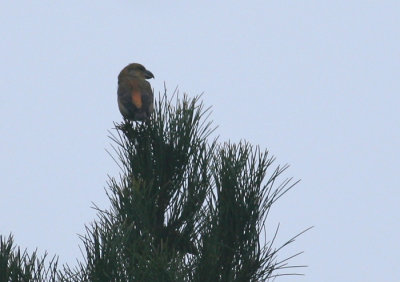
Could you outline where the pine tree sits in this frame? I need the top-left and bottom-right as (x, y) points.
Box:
(1, 90), (309, 281)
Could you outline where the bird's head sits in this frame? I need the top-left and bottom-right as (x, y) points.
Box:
(118, 63), (154, 80)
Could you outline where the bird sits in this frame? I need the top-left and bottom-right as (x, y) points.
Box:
(117, 63), (154, 121)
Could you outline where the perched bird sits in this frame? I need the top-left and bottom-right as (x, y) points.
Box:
(117, 63), (154, 121)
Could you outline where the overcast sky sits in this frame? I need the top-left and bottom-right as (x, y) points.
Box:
(1, 1), (399, 281)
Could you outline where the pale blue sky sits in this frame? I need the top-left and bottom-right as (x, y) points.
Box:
(1, 1), (399, 281)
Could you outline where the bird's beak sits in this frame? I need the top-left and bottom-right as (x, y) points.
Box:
(144, 70), (154, 79)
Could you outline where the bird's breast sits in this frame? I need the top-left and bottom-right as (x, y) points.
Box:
(131, 90), (143, 109)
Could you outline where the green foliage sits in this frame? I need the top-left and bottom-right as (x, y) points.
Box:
(1, 90), (308, 281)
(0, 235), (58, 281)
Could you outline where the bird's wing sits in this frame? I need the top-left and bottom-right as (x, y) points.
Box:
(117, 79), (137, 117)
